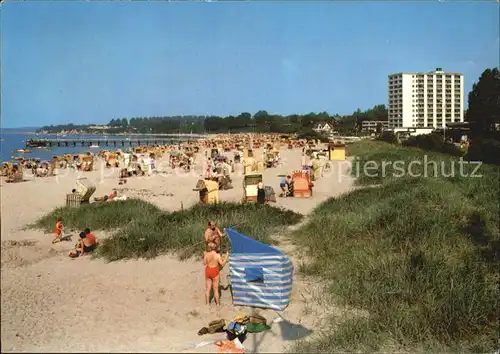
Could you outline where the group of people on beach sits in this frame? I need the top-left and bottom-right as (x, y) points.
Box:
(55, 217), (227, 304)
(52, 217), (98, 257)
(204, 156), (233, 179)
(68, 228), (98, 258)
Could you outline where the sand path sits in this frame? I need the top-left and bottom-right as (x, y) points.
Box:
(1, 148), (355, 352)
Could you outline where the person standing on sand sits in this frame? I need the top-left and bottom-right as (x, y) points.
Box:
(204, 220), (224, 252)
(257, 181), (266, 204)
(53, 217), (64, 243)
(203, 242), (229, 306)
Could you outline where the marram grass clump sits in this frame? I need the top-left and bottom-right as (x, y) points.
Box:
(32, 198), (161, 232)
(291, 141), (499, 353)
(33, 199), (303, 261)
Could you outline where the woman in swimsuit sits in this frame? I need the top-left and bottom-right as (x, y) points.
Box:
(203, 242), (228, 306)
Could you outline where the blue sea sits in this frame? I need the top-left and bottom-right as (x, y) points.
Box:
(0, 130), (197, 162)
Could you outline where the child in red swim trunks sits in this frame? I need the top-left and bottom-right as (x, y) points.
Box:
(203, 242), (228, 306)
(53, 217), (64, 243)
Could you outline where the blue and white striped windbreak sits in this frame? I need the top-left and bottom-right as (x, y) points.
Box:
(225, 228), (293, 311)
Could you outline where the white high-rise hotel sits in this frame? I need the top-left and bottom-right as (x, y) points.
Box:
(388, 68), (464, 129)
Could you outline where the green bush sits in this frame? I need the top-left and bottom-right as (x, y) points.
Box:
(296, 128), (328, 142)
(292, 141), (499, 352)
(467, 138), (500, 165)
(402, 133), (462, 156)
(33, 200), (303, 261)
(376, 131), (398, 144)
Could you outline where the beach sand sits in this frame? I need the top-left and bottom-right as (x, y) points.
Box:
(1, 147), (355, 352)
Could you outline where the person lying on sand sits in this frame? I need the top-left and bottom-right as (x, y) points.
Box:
(203, 242), (229, 306)
(69, 231), (97, 258)
(106, 189), (117, 201)
(204, 220), (224, 252)
(52, 217), (64, 243)
(95, 189), (118, 202)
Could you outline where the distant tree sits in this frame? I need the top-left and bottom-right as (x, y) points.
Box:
(296, 128), (328, 142)
(121, 118), (128, 127)
(377, 131), (398, 144)
(467, 68), (500, 135)
(109, 118), (123, 127)
(288, 114), (301, 124)
(301, 112), (319, 128)
(239, 112), (252, 120)
(254, 110), (270, 128)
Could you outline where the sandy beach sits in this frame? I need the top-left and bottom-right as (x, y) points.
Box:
(1, 146), (355, 352)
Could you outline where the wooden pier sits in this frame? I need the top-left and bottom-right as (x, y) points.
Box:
(25, 137), (200, 149)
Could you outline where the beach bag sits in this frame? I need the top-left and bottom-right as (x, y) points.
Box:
(249, 314), (267, 325)
(264, 186), (276, 203)
(198, 319), (226, 335)
(226, 321), (247, 341)
(209, 319), (226, 333)
(246, 322), (271, 333)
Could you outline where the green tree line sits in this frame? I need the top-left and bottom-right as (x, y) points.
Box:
(39, 104), (388, 135)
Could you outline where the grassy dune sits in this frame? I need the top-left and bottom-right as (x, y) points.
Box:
(33, 201), (302, 261)
(293, 140), (499, 352)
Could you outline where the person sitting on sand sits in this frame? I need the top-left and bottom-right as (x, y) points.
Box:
(53, 217), (64, 243)
(36, 164), (47, 177)
(203, 242), (229, 306)
(204, 220), (224, 252)
(279, 176), (292, 197)
(279, 176), (287, 197)
(84, 228), (97, 246)
(69, 231), (97, 258)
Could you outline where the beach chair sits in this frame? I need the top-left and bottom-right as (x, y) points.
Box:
(66, 193), (83, 208)
(292, 170), (312, 198)
(194, 179), (219, 204)
(328, 142), (346, 161)
(243, 174), (263, 203)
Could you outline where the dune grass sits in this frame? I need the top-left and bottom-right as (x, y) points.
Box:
(33, 201), (302, 261)
(292, 140), (499, 352)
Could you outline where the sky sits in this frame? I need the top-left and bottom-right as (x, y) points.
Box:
(1, 1), (499, 128)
